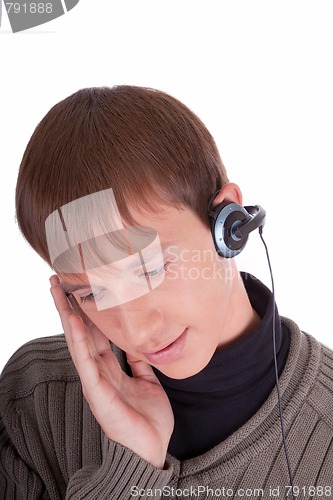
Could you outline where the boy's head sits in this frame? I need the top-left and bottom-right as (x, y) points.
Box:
(15, 85), (259, 379)
(15, 85), (229, 266)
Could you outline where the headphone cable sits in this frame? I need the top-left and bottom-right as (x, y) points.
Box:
(259, 227), (296, 500)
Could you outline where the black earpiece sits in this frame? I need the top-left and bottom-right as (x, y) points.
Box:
(208, 196), (266, 258)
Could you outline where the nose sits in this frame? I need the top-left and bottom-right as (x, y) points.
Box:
(115, 298), (164, 350)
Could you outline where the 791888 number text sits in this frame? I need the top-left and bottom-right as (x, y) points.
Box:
(5, 3), (53, 14)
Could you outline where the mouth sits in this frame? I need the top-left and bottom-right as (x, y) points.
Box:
(143, 328), (188, 365)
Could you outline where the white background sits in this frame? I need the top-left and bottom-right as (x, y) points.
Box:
(0, 1), (332, 371)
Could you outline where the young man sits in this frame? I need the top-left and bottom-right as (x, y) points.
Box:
(1, 86), (333, 499)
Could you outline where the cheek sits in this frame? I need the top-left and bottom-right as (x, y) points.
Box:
(84, 309), (122, 342)
(174, 260), (234, 320)
(173, 257), (232, 296)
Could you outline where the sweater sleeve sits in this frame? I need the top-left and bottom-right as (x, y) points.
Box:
(0, 416), (48, 499)
(0, 410), (173, 500)
(0, 336), (174, 499)
(66, 434), (173, 500)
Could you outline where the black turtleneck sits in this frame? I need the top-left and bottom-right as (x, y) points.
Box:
(153, 273), (291, 460)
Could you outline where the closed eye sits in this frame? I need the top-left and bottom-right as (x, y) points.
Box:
(139, 262), (170, 280)
(73, 287), (105, 305)
(78, 292), (95, 304)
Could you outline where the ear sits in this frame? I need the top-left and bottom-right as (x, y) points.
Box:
(211, 183), (243, 208)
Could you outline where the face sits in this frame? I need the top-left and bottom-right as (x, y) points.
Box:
(59, 203), (241, 379)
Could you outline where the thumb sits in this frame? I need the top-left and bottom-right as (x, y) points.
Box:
(126, 354), (161, 385)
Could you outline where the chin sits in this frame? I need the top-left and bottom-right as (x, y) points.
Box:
(157, 356), (212, 380)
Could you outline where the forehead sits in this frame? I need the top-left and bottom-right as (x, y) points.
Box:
(46, 187), (208, 277)
(46, 188), (188, 252)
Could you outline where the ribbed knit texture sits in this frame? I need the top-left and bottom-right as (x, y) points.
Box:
(1, 317), (333, 499)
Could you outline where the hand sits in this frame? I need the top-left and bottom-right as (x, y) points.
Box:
(50, 275), (174, 469)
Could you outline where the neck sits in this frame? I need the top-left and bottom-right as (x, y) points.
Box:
(217, 269), (261, 350)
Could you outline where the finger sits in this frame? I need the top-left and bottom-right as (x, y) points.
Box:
(68, 296), (92, 325)
(50, 280), (112, 372)
(126, 354), (161, 385)
(49, 279), (82, 361)
(50, 279), (73, 318)
(66, 296), (102, 362)
(69, 314), (123, 394)
(50, 283), (75, 329)
(68, 294), (113, 356)
(67, 314), (102, 389)
(49, 274), (60, 286)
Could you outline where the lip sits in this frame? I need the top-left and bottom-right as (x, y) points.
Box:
(143, 328), (188, 365)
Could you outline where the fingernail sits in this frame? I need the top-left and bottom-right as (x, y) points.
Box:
(49, 275), (59, 286)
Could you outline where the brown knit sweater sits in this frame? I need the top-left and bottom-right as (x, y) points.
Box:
(1, 317), (333, 499)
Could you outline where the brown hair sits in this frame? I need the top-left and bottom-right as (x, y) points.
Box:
(15, 85), (229, 266)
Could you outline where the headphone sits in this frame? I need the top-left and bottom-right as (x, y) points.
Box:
(208, 193), (266, 258)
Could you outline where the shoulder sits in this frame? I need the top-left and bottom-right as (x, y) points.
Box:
(0, 335), (78, 404)
(306, 337), (333, 427)
(0, 335), (128, 407)
(282, 316), (333, 428)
